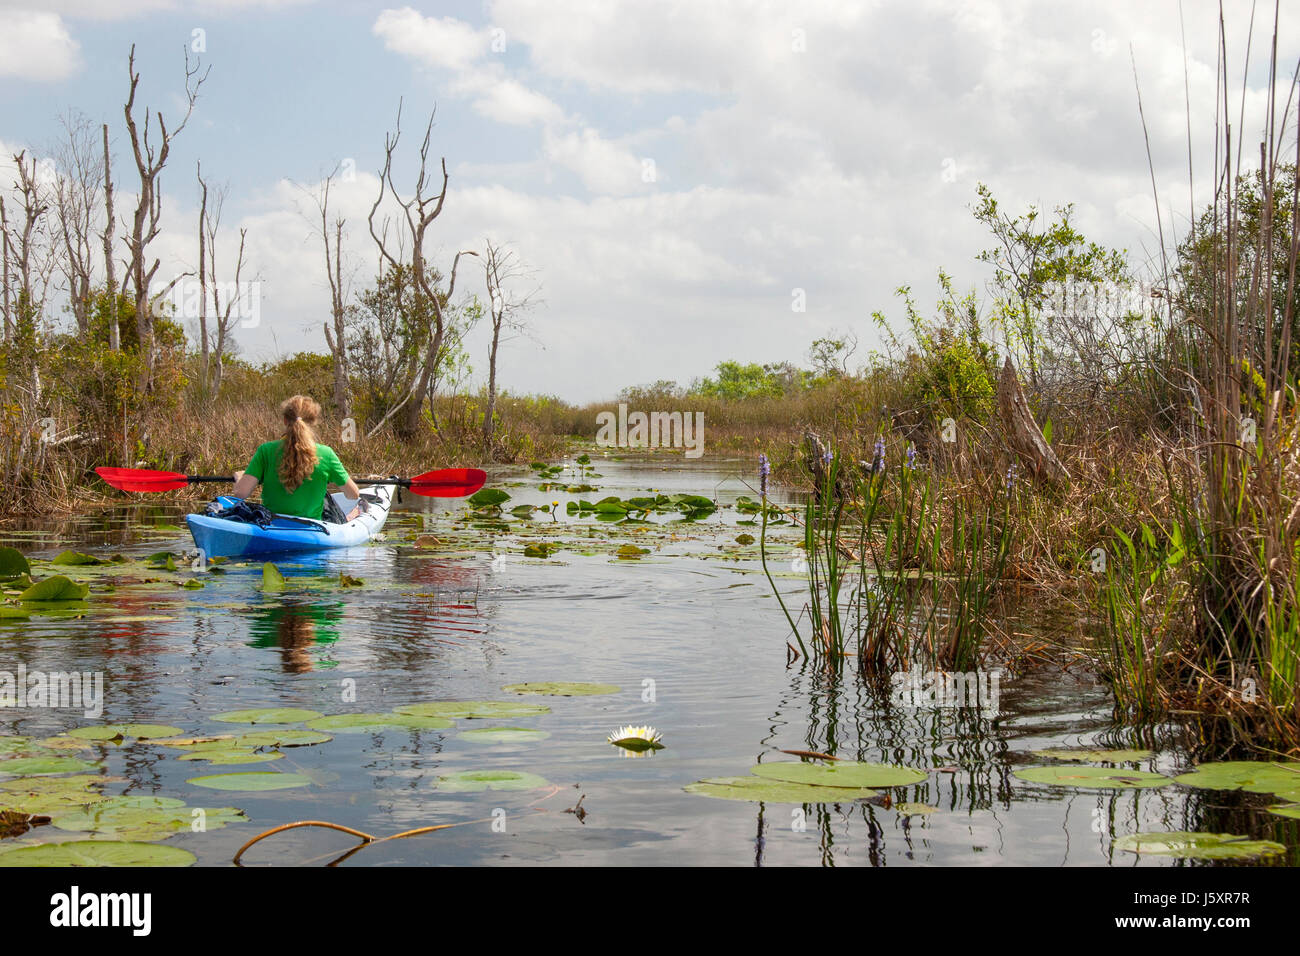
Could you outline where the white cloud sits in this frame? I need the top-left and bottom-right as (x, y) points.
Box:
(0, 10), (80, 82)
(373, 7), (490, 73)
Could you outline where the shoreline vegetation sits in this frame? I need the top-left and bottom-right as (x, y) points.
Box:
(2, 22), (1298, 754)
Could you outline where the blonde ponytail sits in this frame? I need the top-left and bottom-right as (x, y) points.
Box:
(278, 395), (321, 491)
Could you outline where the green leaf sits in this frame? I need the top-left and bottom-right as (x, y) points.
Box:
(750, 761), (928, 788)
(1172, 760), (1300, 795)
(616, 545), (649, 559)
(1113, 831), (1286, 860)
(19, 576), (89, 602)
(0, 547), (30, 578)
(261, 563), (285, 591)
(211, 707), (323, 725)
(186, 771), (312, 791)
(51, 795), (246, 841)
(66, 724), (183, 742)
(1042, 417), (1053, 446)
(0, 840), (196, 867)
(433, 770), (549, 792)
(0, 756), (99, 775)
(685, 776), (878, 803)
(468, 488), (511, 508)
(1014, 765), (1171, 789)
(52, 551), (103, 566)
(304, 712), (454, 733)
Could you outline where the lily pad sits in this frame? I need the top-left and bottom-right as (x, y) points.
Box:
(685, 776), (879, 803)
(1267, 804), (1300, 820)
(51, 551), (103, 566)
(1113, 831), (1287, 860)
(1037, 748), (1154, 763)
(19, 576), (90, 602)
(0, 756), (99, 776)
(0, 774), (109, 812)
(751, 761), (928, 789)
(395, 701), (551, 720)
(178, 749), (283, 765)
(211, 708), (323, 725)
(186, 772), (312, 791)
(0, 547), (30, 578)
(304, 712), (454, 733)
(1014, 765), (1172, 789)
(502, 682), (620, 697)
(1173, 761), (1300, 795)
(433, 770), (549, 792)
(66, 724), (183, 742)
(262, 563), (285, 591)
(895, 802), (938, 816)
(468, 488), (511, 508)
(456, 727), (551, 745)
(0, 840), (196, 867)
(50, 795), (245, 842)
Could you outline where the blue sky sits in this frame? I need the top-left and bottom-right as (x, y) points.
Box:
(2, 1), (1294, 402)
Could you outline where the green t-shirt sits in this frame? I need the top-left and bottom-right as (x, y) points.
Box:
(245, 441), (350, 518)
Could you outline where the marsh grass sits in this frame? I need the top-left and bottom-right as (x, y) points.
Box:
(763, 438), (1013, 674)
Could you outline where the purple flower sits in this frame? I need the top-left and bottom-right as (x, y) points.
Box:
(1005, 461), (1018, 490)
(905, 444), (916, 470)
(759, 453), (770, 498)
(871, 436), (886, 474)
(823, 448), (834, 465)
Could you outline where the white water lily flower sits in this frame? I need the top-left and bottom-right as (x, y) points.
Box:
(607, 725), (665, 752)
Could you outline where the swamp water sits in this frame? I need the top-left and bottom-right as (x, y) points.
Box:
(1, 455), (1297, 866)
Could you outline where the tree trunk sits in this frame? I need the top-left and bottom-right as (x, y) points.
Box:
(102, 123), (119, 350)
(997, 356), (1069, 486)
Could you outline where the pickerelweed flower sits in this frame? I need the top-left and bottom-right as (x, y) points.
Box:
(905, 443), (916, 470)
(1005, 461), (1018, 490)
(871, 436), (886, 474)
(759, 453), (770, 498)
(823, 448), (834, 465)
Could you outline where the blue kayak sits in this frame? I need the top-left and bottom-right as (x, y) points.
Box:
(186, 484), (396, 558)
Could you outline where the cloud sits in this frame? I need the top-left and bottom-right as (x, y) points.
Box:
(0, 10), (80, 82)
(373, 7), (490, 73)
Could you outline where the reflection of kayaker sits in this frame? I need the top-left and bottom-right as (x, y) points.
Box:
(229, 396), (363, 520)
(249, 601), (341, 674)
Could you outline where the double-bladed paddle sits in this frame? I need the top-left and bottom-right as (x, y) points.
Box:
(95, 466), (487, 498)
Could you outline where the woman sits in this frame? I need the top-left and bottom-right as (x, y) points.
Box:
(230, 395), (363, 520)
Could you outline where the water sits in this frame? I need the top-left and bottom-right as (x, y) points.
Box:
(1, 455), (1296, 866)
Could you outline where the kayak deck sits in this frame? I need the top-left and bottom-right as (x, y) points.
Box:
(185, 484), (395, 558)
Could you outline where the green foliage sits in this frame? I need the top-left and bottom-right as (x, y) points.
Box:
(693, 360), (813, 400)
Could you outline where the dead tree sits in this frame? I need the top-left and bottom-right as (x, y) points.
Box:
(101, 123), (118, 348)
(52, 111), (103, 335)
(997, 356), (1069, 486)
(3, 151), (52, 344)
(304, 168), (352, 418)
(366, 101), (476, 436)
(480, 238), (539, 453)
(122, 43), (207, 378)
(196, 172), (247, 396)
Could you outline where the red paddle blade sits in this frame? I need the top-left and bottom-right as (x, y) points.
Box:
(404, 467), (488, 498)
(96, 466), (191, 492)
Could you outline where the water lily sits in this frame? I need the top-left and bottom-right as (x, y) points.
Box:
(607, 725), (665, 752)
